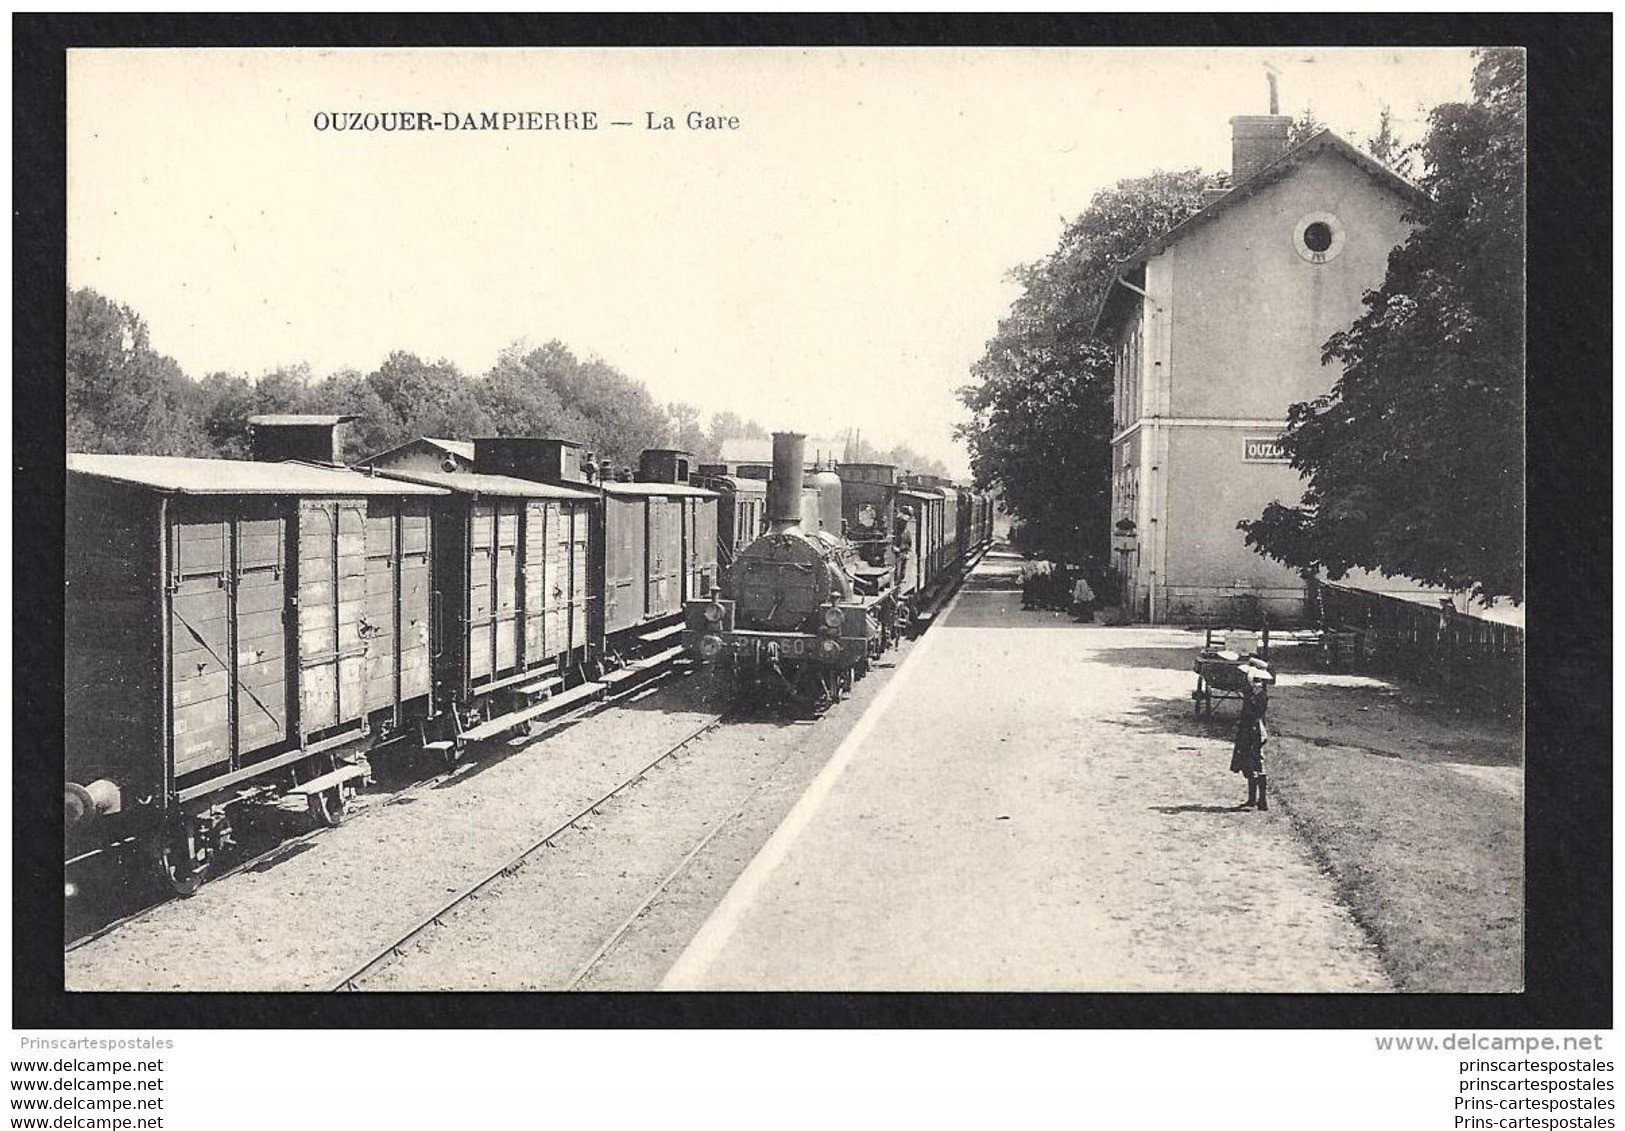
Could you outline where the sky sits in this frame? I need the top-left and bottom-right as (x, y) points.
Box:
(67, 47), (1478, 477)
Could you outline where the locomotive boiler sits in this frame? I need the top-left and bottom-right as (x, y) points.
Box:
(682, 432), (894, 706)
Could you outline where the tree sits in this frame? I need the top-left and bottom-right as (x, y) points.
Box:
(1364, 104), (1421, 179)
(1238, 49), (1525, 602)
(66, 287), (213, 456)
(665, 402), (710, 460)
(361, 351), (493, 454)
(476, 343), (572, 438)
(844, 432), (950, 479)
(956, 169), (1210, 564)
(706, 411), (767, 455)
(1288, 107), (1324, 146)
(197, 371), (258, 458)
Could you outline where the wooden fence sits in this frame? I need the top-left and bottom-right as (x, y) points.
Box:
(1312, 581), (1524, 718)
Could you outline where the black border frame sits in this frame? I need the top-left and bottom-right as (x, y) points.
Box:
(14, 12), (1611, 1030)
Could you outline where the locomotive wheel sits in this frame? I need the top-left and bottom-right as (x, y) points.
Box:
(151, 825), (210, 898)
(308, 786), (350, 828)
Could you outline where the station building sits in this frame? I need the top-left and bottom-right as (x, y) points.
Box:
(1094, 113), (1424, 624)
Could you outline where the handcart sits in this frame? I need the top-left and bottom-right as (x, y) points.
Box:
(1193, 653), (1255, 717)
(1192, 640), (1275, 718)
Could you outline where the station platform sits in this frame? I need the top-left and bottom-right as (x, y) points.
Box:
(662, 551), (1389, 992)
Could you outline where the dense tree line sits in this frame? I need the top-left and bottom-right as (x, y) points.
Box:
(1239, 49), (1526, 601)
(66, 288), (837, 469)
(955, 169), (1212, 566)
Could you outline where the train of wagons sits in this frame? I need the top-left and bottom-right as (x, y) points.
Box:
(65, 416), (993, 894)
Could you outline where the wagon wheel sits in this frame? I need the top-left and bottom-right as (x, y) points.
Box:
(150, 822), (210, 898)
(308, 786), (351, 828)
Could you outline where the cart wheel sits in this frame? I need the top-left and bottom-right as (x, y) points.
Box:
(308, 786), (350, 828)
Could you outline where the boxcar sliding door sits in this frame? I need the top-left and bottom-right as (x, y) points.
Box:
(232, 499), (289, 760)
(568, 504), (589, 653)
(168, 503), (234, 780)
(524, 499), (559, 667)
(297, 499), (368, 740)
(645, 497), (680, 619)
(684, 498), (719, 601)
(171, 498), (295, 782)
(361, 498), (434, 720)
(466, 500), (523, 685)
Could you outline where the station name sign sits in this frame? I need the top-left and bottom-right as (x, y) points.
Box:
(1242, 436), (1290, 463)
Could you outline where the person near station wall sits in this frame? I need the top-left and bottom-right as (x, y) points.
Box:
(1070, 572), (1096, 622)
(1230, 660), (1273, 810)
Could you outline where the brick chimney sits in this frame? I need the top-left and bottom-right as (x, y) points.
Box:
(1229, 114), (1292, 184)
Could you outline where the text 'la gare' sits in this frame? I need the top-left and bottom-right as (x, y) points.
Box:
(646, 110), (741, 131)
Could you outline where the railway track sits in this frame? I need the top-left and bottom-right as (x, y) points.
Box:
(65, 656), (690, 954)
(329, 559), (988, 992)
(560, 759), (786, 991)
(328, 710), (730, 991)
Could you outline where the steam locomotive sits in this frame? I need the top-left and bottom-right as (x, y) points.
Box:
(681, 432), (993, 706)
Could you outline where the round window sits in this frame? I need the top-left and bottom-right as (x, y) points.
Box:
(1293, 212), (1346, 264)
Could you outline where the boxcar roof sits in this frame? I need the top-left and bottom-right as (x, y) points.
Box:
(601, 482), (718, 498)
(692, 475), (768, 494)
(66, 454), (448, 496)
(897, 488), (945, 503)
(367, 467), (598, 501)
(246, 413), (357, 426)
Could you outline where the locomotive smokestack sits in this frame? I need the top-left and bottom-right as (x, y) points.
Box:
(768, 431), (806, 531)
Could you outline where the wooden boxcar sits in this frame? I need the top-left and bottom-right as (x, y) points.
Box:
(692, 473), (768, 572)
(65, 454), (447, 892)
(358, 466), (597, 727)
(471, 438), (718, 660)
(600, 478), (719, 644)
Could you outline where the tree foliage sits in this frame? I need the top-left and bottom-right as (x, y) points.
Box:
(1365, 104), (1422, 179)
(844, 433), (950, 480)
(67, 288), (212, 456)
(1239, 49), (1525, 601)
(956, 169), (1210, 563)
(65, 293), (688, 468)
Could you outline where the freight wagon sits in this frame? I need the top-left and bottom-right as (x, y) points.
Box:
(355, 461), (597, 761)
(65, 450), (447, 894)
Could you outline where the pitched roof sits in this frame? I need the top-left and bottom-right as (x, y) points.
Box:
(601, 481), (717, 499)
(358, 435), (476, 466)
(367, 467), (596, 500)
(67, 454), (447, 496)
(1091, 129), (1427, 337)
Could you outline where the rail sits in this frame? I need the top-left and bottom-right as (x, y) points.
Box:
(328, 711), (729, 991)
(67, 649), (695, 953)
